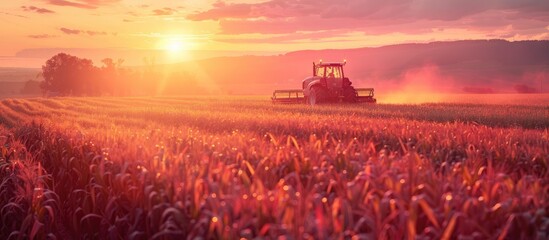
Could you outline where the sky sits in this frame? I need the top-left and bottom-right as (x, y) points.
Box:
(1, 0), (549, 68)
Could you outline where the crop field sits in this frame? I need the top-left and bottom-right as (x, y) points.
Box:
(0, 96), (548, 239)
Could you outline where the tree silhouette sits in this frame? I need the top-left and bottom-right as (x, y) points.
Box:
(20, 80), (41, 94)
(100, 58), (127, 96)
(39, 52), (201, 97)
(41, 53), (98, 96)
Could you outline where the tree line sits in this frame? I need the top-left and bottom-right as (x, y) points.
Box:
(40, 53), (206, 96)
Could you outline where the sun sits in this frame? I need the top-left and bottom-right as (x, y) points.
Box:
(157, 36), (195, 61)
(162, 37), (189, 54)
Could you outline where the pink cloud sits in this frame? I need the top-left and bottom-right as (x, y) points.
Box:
(21, 6), (55, 14)
(43, 0), (120, 9)
(60, 28), (109, 36)
(152, 7), (177, 16)
(60, 27), (81, 34)
(187, 2), (251, 20)
(217, 15), (436, 35)
(86, 31), (108, 36)
(28, 34), (57, 39)
(187, 0), (549, 37)
(1, 11), (27, 18)
(190, 0), (549, 22)
(214, 30), (354, 44)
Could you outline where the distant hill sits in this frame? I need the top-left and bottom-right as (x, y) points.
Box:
(0, 68), (41, 82)
(0, 68), (42, 98)
(168, 39), (549, 94)
(0, 80), (42, 98)
(0, 82), (24, 94)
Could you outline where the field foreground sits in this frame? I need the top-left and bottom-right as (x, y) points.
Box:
(0, 96), (548, 239)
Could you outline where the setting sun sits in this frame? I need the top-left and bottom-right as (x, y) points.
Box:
(157, 36), (194, 62)
(164, 38), (187, 53)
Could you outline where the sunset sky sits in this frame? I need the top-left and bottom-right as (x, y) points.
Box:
(1, 0), (549, 67)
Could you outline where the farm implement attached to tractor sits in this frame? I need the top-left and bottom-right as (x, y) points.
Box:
(272, 60), (376, 105)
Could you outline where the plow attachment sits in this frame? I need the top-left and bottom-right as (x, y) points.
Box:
(271, 89), (305, 104)
(355, 88), (377, 103)
(272, 88), (376, 104)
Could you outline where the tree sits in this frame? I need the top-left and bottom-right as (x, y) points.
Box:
(20, 80), (41, 94)
(100, 58), (126, 95)
(41, 53), (98, 96)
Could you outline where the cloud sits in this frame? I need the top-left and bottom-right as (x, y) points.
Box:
(189, 0), (549, 21)
(215, 16), (436, 35)
(42, 0), (120, 9)
(152, 7), (177, 16)
(125, 7), (180, 19)
(187, 0), (549, 36)
(21, 6), (55, 14)
(126, 11), (139, 17)
(1, 11), (28, 18)
(214, 30), (353, 44)
(59, 27), (109, 36)
(86, 30), (108, 36)
(187, 1), (252, 21)
(60, 27), (81, 34)
(28, 34), (57, 39)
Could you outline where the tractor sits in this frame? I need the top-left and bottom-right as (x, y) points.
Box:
(272, 60), (376, 105)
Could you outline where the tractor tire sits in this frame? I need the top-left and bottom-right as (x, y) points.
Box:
(343, 87), (358, 103)
(308, 87), (324, 106)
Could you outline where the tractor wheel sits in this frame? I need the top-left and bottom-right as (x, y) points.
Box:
(308, 87), (323, 105)
(343, 87), (358, 103)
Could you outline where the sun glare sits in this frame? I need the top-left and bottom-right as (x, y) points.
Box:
(157, 36), (195, 61)
(165, 38), (186, 53)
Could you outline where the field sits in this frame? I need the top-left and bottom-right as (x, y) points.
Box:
(0, 96), (548, 239)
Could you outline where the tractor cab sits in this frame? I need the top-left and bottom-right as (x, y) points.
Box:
(312, 61), (348, 94)
(314, 61), (344, 78)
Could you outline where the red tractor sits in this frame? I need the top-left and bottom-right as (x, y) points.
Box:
(272, 60), (376, 105)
